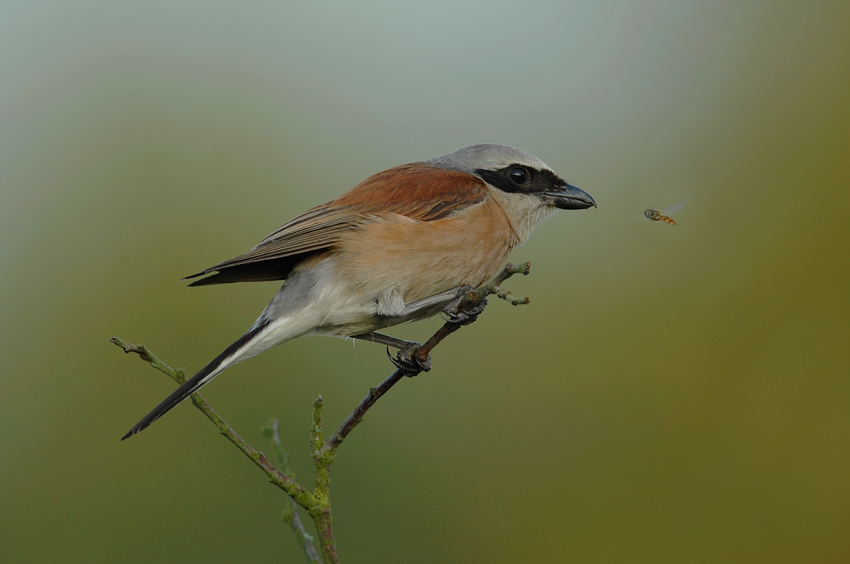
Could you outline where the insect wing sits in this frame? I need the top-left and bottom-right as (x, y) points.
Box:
(661, 197), (690, 216)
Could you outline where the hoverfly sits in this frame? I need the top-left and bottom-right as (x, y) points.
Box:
(644, 198), (689, 226)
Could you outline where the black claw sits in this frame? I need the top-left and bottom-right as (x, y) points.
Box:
(386, 346), (403, 368)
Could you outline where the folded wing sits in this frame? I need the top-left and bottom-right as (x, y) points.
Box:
(183, 164), (487, 286)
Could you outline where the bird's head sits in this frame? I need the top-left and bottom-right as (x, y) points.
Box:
(428, 144), (596, 211)
(427, 144), (596, 243)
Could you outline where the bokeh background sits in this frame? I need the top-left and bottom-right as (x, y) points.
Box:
(2, 1), (849, 562)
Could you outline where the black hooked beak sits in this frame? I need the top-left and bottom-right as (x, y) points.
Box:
(545, 181), (597, 210)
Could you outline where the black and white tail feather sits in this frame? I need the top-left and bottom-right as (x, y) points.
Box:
(120, 319), (271, 440)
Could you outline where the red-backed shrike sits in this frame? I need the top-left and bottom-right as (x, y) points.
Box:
(122, 144), (596, 439)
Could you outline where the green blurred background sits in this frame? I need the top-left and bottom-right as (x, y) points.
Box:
(2, 1), (849, 562)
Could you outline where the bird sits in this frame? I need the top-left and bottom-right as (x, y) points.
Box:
(122, 144), (596, 439)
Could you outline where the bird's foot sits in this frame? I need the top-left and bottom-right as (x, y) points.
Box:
(387, 342), (431, 375)
(443, 286), (488, 325)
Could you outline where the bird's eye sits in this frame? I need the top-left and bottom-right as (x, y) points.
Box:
(508, 167), (529, 185)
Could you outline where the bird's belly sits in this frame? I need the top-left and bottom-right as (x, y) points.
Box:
(335, 203), (515, 304)
(306, 270), (454, 338)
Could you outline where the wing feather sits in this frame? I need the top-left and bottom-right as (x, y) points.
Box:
(184, 164), (486, 285)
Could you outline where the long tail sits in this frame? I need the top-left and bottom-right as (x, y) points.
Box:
(121, 319), (271, 440)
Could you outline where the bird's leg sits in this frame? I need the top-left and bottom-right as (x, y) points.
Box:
(398, 288), (464, 317)
(353, 332), (431, 374)
(355, 286), (480, 374)
(353, 332), (418, 350)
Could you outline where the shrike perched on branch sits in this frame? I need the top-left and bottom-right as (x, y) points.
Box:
(122, 144), (596, 439)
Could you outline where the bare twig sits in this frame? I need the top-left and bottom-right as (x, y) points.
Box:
(309, 398), (337, 563)
(324, 368), (406, 451)
(464, 261), (531, 305)
(261, 419), (322, 563)
(490, 284), (530, 306)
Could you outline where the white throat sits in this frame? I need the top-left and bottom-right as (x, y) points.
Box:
(487, 190), (557, 247)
